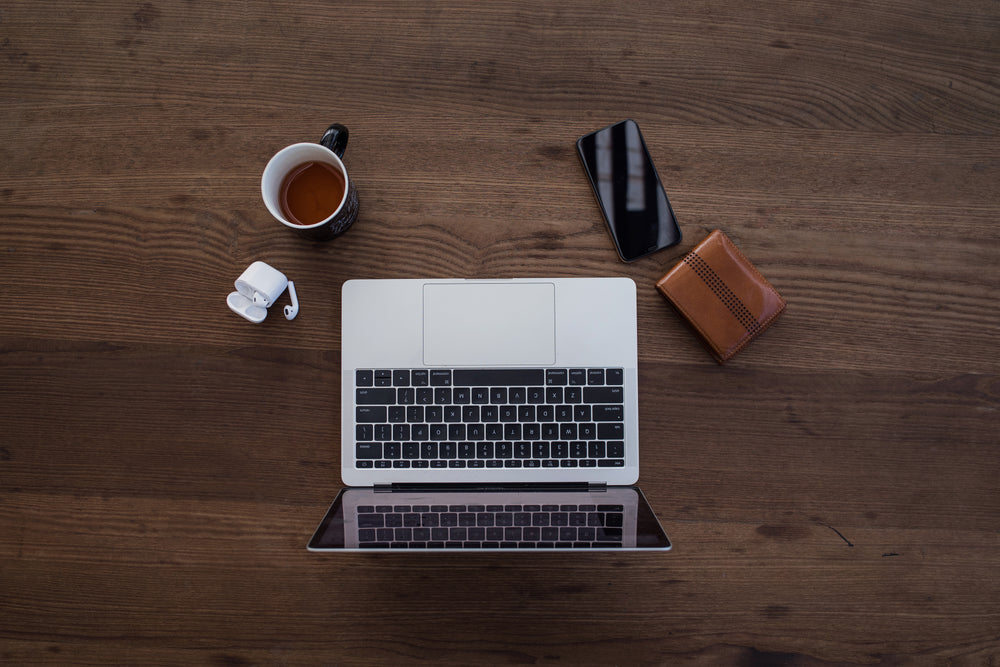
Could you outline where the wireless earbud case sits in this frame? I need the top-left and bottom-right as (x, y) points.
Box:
(227, 261), (289, 323)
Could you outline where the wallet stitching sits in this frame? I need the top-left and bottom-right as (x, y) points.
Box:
(684, 252), (761, 346)
(683, 252), (761, 335)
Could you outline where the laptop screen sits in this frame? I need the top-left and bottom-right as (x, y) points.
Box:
(308, 486), (671, 552)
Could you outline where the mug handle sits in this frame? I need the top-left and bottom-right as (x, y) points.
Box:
(320, 123), (349, 158)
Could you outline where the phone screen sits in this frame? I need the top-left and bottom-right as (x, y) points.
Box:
(577, 119), (681, 262)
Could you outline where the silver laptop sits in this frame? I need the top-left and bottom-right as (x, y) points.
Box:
(308, 278), (671, 551)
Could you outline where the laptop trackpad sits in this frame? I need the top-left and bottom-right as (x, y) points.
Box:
(423, 282), (556, 366)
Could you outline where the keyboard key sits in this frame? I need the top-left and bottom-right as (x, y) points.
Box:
(411, 369), (429, 386)
(356, 443), (381, 459)
(588, 369), (605, 385)
(356, 424), (373, 441)
(393, 370), (410, 386)
(354, 405), (388, 424)
(454, 369), (544, 386)
(357, 388), (396, 404)
(593, 405), (623, 421)
(585, 386), (624, 404)
(598, 423), (624, 439)
(607, 441), (625, 458)
(568, 369), (587, 385)
(607, 368), (624, 385)
(374, 370), (392, 386)
(545, 369), (567, 385)
(429, 370), (451, 386)
(356, 370), (374, 386)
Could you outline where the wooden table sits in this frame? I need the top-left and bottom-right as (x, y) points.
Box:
(2, 1), (997, 663)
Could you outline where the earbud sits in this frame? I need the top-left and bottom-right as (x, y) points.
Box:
(283, 281), (299, 320)
(252, 291), (269, 307)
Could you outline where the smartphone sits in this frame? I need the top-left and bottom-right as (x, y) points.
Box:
(577, 119), (681, 262)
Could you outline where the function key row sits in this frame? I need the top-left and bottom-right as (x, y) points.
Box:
(356, 368), (624, 388)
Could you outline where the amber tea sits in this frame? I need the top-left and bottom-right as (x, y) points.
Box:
(279, 161), (346, 226)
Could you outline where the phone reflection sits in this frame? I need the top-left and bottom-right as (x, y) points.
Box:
(578, 120), (681, 261)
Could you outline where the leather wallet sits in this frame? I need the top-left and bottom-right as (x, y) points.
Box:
(656, 229), (786, 363)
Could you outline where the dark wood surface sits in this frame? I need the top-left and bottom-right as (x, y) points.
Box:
(2, 1), (998, 664)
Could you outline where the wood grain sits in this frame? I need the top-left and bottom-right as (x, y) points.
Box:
(1, 0), (998, 664)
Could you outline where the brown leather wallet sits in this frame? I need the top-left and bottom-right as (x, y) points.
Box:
(656, 229), (786, 363)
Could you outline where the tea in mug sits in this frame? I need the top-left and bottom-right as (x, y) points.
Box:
(279, 161), (346, 226)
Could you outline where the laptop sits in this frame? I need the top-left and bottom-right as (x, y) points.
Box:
(308, 278), (671, 552)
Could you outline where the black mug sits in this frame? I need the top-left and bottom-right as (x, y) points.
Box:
(261, 124), (359, 241)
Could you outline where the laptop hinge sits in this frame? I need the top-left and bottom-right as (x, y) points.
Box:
(588, 482), (608, 492)
(374, 484), (393, 493)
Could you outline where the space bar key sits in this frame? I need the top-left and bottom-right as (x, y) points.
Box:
(452, 369), (546, 386)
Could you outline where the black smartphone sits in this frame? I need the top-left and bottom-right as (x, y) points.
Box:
(577, 119), (682, 262)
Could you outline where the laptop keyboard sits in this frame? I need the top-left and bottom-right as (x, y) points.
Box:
(353, 368), (626, 470)
(356, 502), (625, 549)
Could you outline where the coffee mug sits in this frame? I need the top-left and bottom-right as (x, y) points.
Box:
(261, 124), (359, 241)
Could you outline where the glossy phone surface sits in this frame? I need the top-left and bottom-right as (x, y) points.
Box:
(577, 119), (681, 262)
